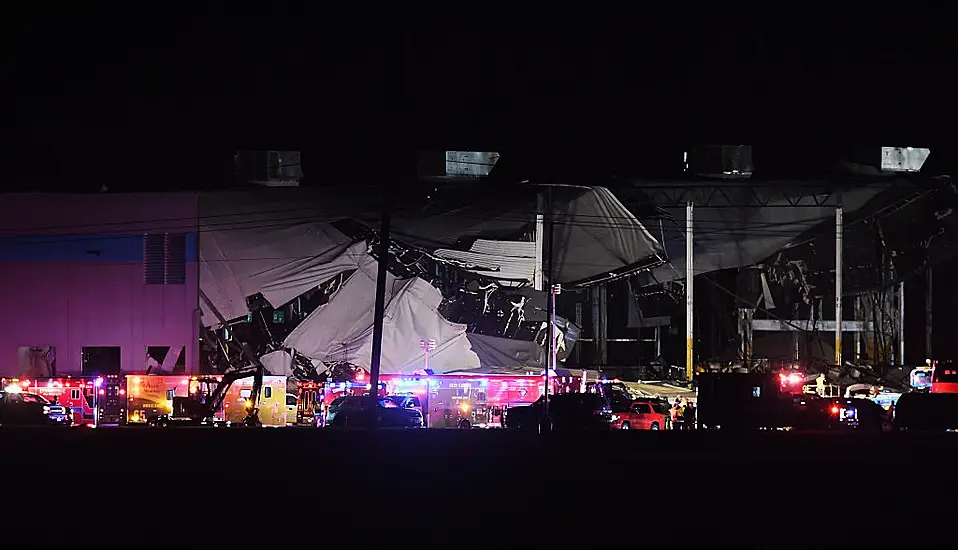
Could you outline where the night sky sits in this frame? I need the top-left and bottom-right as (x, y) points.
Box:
(6, 9), (956, 191)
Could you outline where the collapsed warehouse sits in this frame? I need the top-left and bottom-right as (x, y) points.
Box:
(199, 146), (958, 392)
(3, 147), (953, 388)
(197, 182), (665, 381)
(625, 150), (958, 389)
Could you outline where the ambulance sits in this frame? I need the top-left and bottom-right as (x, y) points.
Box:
(25, 377), (98, 426)
(222, 375), (289, 426)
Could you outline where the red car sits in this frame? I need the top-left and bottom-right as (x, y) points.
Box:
(612, 400), (667, 430)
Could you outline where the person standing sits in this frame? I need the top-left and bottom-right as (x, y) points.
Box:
(673, 398), (685, 430)
(684, 401), (696, 430)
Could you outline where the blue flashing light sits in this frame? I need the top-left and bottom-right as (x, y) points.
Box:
(390, 377), (428, 387)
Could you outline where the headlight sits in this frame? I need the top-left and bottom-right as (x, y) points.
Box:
(610, 415), (620, 422)
(43, 406), (50, 414)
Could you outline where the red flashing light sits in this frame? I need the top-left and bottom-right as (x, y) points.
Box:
(119, 389), (126, 396)
(355, 372), (365, 381)
(778, 372), (803, 386)
(20, 379), (31, 387)
(831, 406), (840, 414)
(98, 389), (105, 395)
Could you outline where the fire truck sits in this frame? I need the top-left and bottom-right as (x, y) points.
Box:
(96, 374), (126, 425)
(293, 381), (328, 426)
(931, 361), (958, 394)
(379, 373), (579, 429)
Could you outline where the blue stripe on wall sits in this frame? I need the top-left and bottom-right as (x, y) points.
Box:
(0, 232), (197, 263)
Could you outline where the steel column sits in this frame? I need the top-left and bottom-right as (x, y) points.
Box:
(835, 204), (843, 366)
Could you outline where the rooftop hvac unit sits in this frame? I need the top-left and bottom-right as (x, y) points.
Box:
(880, 147), (930, 173)
(234, 150), (303, 186)
(689, 145), (753, 179)
(445, 151), (500, 177)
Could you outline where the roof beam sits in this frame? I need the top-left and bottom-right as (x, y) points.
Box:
(751, 319), (873, 332)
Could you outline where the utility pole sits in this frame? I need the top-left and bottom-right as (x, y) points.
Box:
(368, 188), (391, 419)
(899, 281), (905, 366)
(926, 268), (933, 361)
(835, 200), (843, 367)
(686, 202), (694, 385)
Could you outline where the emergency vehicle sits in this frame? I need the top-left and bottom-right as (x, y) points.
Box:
(316, 380), (386, 425)
(125, 375), (195, 424)
(1, 377), (103, 426)
(222, 375), (289, 426)
(23, 378), (97, 426)
(294, 381), (322, 426)
(380, 373), (578, 428)
(931, 361), (958, 393)
(695, 371), (813, 430)
(96, 374), (126, 425)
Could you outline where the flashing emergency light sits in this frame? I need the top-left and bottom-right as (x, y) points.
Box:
(831, 405), (840, 415)
(355, 372), (365, 381)
(779, 372), (803, 386)
(20, 379), (31, 387)
(4, 384), (22, 393)
(94, 377), (104, 388)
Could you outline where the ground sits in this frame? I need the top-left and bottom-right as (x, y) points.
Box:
(2, 427), (949, 543)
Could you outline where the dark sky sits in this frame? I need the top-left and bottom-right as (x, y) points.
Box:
(5, 8), (957, 190)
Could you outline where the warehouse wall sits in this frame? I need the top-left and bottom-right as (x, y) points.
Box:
(0, 193), (199, 376)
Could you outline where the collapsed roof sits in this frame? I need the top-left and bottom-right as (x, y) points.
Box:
(282, 251), (479, 374)
(197, 184), (664, 373)
(375, 184), (666, 286)
(634, 184), (885, 286)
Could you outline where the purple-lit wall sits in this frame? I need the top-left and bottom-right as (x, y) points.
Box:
(0, 193), (200, 377)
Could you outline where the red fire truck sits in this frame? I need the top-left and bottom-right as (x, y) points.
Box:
(931, 361), (958, 394)
(379, 373), (580, 428)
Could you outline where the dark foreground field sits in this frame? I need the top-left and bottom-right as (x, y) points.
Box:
(3, 427), (952, 543)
